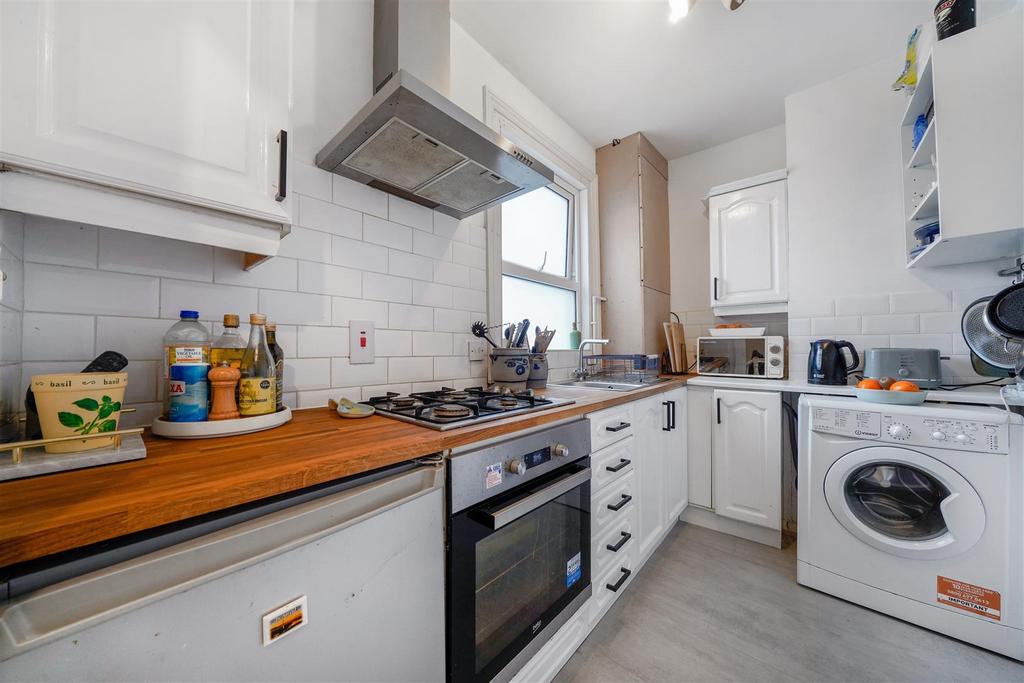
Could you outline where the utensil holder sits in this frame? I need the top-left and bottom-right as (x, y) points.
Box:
(490, 349), (531, 385)
(527, 353), (549, 389)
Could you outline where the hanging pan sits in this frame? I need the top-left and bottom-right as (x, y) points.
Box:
(961, 296), (1020, 376)
(985, 280), (1024, 340)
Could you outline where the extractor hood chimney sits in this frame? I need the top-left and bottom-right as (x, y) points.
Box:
(315, 0), (554, 220)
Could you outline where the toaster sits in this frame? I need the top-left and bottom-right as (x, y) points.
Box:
(863, 348), (943, 389)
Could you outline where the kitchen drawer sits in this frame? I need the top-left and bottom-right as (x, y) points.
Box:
(593, 470), (636, 534)
(588, 404), (635, 451)
(592, 504), (637, 577)
(591, 436), (635, 493)
(591, 551), (636, 624)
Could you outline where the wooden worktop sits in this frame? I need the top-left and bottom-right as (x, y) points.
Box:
(0, 377), (690, 569)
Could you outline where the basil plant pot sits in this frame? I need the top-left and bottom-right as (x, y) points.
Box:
(31, 373), (128, 453)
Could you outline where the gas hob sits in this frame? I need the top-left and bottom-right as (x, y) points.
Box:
(366, 387), (574, 430)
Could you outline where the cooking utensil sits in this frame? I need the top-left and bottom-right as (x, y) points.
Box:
(504, 325), (513, 347)
(985, 280), (1024, 340)
(961, 296), (1021, 373)
(471, 321), (498, 348)
(663, 323), (677, 372)
(514, 319), (530, 348)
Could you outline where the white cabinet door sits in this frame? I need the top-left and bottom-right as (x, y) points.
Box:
(663, 387), (688, 522)
(708, 179), (788, 308)
(712, 389), (782, 530)
(634, 394), (668, 561)
(0, 0), (291, 224)
(686, 387), (713, 509)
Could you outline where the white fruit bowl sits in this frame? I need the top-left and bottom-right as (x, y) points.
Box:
(854, 388), (928, 406)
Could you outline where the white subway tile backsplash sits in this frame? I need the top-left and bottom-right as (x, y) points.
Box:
(834, 294), (890, 316)
(469, 268), (487, 292)
(298, 195), (362, 239)
(388, 303), (434, 332)
(919, 311), (963, 334)
(788, 317), (810, 336)
(277, 226), (332, 263)
(861, 314), (919, 335)
(125, 360), (159, 404)
(259, 290), (332, 326)
(297, 387), (360, 409)
(433, 261), (469, 288)
(388, 356), (433, 383)
(363, 216), (413, 252)
(433, 356), (469, 380)
(388, 196), (433, 232)
(413, 230), (452, 260)
(891, 290), (951, 314)
(273, 325), (298, 358)
(413, 282), (453, 309)
(23, 313), (94, 361)
(452, 287), (486, 312)
(435, 308), (470, 333)
(433, 213), (460, 240)
(161, 279), (256, 321)
(0, 309), (22, 364)
(388, 250), (434, 282)
(788, 298), (834, 317)
(376, 329), (412, 357)
(952, 286), (998, 310)
(296, 325), (349, 358)
(413, 331), (452, 356)
(214, 249), (298, 291)
(29, 264), (159, 317)
(361, 383), (412, 401)
(96, 317), (172, 360)
(332, 175), (387, 218)
(292, 162), (332, 201)
(890, 334), (954, 354)
(0, 255), (24, 311)
(452, 242), (486, 269)
(24, 217), (97, 268)
(297, 261), (362, 297)
(363, 272), (412, 304)
(0, 210), (25, 258)
(331, 235), (388, 274)
(283, 357), (331, 392)
(332, 358), (388, 387)
(99, 230), (213, 281)
(810, 316), (861, 336)
(332, 296), (389, 328)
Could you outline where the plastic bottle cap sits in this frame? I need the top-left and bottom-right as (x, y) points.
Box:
(249, 313), (267, 325)
(223, 314), (240, 328)
(180, 310), (200, 319)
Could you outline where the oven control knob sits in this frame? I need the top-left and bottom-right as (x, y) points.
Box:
(887, 423), (910, 439)
(769, 345), (782, 354)
(552, 444), (570, 458)
(507, 459), (527, 475)
(769, 358), (781, 367)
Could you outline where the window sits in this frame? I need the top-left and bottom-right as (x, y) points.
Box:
(500, 181), (579, 349)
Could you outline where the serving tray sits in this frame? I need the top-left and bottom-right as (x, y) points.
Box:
(151, 407), (292, 439)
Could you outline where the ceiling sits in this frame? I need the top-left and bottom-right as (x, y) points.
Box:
(451, 0), (951, 159)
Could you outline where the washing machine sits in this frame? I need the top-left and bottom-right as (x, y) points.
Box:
(798, 395), (1023, 660)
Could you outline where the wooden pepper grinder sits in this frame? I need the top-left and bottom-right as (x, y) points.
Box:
(208, 362), (241, 420)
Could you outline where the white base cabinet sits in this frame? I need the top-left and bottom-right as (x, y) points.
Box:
(635, 388), (687, 562)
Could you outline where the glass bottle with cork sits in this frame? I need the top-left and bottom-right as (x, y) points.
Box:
(238, 314), (276, 416)
(211, 314), (246, 369)
(265, 322), (285, 412)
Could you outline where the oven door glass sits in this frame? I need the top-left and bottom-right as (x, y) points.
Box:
(699, 338), (767, 375)
(448, 459), (591, 683)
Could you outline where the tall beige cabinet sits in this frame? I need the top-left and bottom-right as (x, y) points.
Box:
(597, 133), (671, 355)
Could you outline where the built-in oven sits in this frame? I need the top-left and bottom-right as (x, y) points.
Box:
(447, 419), (592, 683)
(696, 335), (786, 378)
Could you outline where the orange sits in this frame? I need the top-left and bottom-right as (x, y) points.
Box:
(857, 378), (883, 390)
(888, 380), (921, 392)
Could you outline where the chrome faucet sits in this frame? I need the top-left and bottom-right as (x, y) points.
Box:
(574, 339), (609, 380)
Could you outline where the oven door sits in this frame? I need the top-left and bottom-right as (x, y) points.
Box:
(448, 458), (591, 683)
(698, 337), (768, 377)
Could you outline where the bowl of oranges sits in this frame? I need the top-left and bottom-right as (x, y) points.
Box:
(853, 377), (927, 405)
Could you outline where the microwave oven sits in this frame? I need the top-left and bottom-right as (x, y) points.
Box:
(696, 336), (785, 379)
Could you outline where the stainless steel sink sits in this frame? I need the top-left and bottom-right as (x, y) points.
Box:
(549, 377), (670, 392)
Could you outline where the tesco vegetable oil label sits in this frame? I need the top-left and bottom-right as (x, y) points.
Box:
(167, 345), (208, 366)
(238, 377), (276, 416)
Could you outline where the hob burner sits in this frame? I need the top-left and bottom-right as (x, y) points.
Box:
(390, 396), (418, 408)
(434, 404), (473, 418)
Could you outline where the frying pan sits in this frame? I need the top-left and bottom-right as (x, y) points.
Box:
(985, 280), (1024, 339)
(961, 296), (1020, 375)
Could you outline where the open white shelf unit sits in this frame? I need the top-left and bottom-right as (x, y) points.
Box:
(900, 53), (939, 267)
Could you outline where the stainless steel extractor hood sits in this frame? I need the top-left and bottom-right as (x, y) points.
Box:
(315, 0), (554, 220)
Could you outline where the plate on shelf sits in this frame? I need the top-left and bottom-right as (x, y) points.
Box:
(854, 388), (927, 406)
(151, 407), (292, 439)
(708, 327), (766, 337)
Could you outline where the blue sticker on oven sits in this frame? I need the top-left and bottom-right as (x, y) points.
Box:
(566, 552), (582, 588)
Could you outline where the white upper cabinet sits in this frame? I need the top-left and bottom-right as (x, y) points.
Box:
(708, 175), (788, 314)
(0, 0), (291, 252)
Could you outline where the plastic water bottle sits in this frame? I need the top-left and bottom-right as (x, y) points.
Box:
(163, 310), (211, 413)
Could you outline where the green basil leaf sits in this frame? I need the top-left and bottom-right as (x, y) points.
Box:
(98, 405), (113, 419)
(110, 401), (122, 413)
(97, 419), (118, 433)
(102, 395), (112, 404)
(58, 412), (85, 428)
(72, 398), (99, 411)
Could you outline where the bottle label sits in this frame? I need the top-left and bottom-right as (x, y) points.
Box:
(238, 377), (276, 416)
(168, 345), (208, 367)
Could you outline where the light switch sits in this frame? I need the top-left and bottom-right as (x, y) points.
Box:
(468, 339), (487, 361)
(350, 321), (374, 364)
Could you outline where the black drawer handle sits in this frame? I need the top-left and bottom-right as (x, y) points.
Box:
(605, 458), (631, 473)
(606, 567), (632, 592)
(606, 421), (630, 433)
(606, 531), (632, 552)
(607, 494), (632, 512)
(275, 130), (288, 201)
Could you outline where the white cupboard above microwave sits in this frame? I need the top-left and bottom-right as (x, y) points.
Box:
(707, 170), (788, 316)
(0, 0), (292, 261)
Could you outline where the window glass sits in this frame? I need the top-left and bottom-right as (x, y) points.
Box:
(501, 187), (570, 277)
(502, 276), (576, 350)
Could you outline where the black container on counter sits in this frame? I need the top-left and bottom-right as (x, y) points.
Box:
(935, 0), (975, 41)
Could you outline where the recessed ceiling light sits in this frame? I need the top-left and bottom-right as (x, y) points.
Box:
(668, 0), (696, 23)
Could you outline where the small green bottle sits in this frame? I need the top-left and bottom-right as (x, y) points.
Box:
(569, 322), (582, 350)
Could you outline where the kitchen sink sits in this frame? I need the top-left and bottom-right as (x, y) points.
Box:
(549, 377), (670, 392)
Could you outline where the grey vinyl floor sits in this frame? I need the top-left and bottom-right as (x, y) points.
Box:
(555, 523), (1023, 683)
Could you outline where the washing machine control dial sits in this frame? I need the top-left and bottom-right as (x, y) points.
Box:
(931, 431), (947, 441)
(954, 433), (972, 445)
(887, 423), (910, 440)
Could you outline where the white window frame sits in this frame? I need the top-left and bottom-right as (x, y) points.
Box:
(483, 88), (601, 344)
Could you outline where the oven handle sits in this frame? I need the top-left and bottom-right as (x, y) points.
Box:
(483, 467), (591, 530)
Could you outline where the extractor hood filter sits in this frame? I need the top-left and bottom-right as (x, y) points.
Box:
(418, 160), (519, 212)
(344, 118), (465, 192)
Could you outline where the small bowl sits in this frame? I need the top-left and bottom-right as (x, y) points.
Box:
(854, 388), (928, 406)
(329, 398), (375, 418)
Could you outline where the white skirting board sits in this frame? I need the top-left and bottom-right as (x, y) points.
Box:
(682, 505), (782, 548)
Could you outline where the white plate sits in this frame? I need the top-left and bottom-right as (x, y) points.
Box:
(151, 407), (292, 438)
(707, 327), (766, 337)
(853, 388), (928, 406)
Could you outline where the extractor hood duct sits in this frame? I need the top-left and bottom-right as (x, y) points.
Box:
(315, 0), (554, 220)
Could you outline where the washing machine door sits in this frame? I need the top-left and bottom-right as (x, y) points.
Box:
(823, 446), (985, 560)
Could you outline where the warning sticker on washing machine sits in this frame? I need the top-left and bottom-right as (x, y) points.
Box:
(937, 576), (1001, 621)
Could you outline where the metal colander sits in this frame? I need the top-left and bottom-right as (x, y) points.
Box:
(961, 297), (1022, 372)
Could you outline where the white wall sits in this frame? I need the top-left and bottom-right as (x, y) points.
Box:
(785, 55), (1018, 382)
(667, 125), (788, 365)
(10, 8), (591, 426)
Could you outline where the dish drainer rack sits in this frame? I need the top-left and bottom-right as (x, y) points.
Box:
(582, 354), (661, 383)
